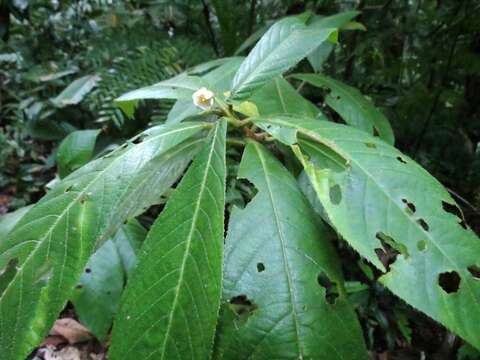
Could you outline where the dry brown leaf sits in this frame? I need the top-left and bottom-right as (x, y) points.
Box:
(50, 318), (93, 344)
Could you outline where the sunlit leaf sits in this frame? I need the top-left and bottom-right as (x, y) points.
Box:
(231, 17), (336, 99)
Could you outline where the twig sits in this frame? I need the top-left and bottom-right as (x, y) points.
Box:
(447, 187), (480, 215)
(343, 0), (365, 81)
(227, 138), (246, 147)
(200, 0), (219, 56)
(247, 0), (257, 37)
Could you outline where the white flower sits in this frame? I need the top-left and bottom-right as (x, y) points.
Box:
(192, 87), (215, 110)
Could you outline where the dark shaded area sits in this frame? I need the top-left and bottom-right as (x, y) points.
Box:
(438, 271), (462, 294)
(317, 271), (339, 304)
(1, 1), (479, 359)
(229, 294), (258, 317)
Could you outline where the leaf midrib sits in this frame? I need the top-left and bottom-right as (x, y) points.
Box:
(275, 78), (288, 112)
(259, 117), (480, 323)
(0, 124), (206, 308)
(234, 25), (327, 96)
(156, 123), (221, 360)
(118, 76), (205, 101)
(251, 142), (304, 358)
(295, 123), (480, 315)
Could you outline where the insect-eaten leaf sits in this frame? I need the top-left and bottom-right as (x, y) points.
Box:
(215, 141), (367, 359)
(256, 116), (480, 349)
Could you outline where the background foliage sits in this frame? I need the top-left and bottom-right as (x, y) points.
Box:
(1, 0), (479, 359)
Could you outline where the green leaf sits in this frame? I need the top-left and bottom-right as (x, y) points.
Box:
(116, 74), (208, 117)
(342, 21), (367, 31)
(232, 11), (315, 56)
(112, 219), (146, 276)
(250, 77), (321, 118)
(109, 119), (227, 360)
(188, 57), (243, 75)
(256, 116), (480, 350)
(206, 57), (245, 93)
(57, 129), (101, 179)
(72, 240), (124, 341)
(0, 122), (209, 360)
(234, 22), (272, 56)
(116, 74), (206, 103)
(307, 11), (361, 72)
(71, 219), (146, 340)
(52, 75), (100, 107)
(0, 206), (32, 240)
(306, 42), (334, 72)
(115, 99), (137, 120)
(214, 141), (367, 360)
(166, 99), (199, 124)
(71, 219), (147, 341)
(292, 74), (395, 144)
(39, 68), (79, 82)
(25, 102), (76, 141)
(308, 11), (361, 29)
(230, 17), (337, 100)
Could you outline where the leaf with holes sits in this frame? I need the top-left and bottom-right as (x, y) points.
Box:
(72, 240), (124, 341)
(255, 115), (480, 349)
(230, 17), (337, 100)
(292, 74), (394, 144)
(0, 122), (208, 360)
(109, 119), (227, 360)
(71, 219), (146, 341)
(214, 141), (367, 360)
(112, 219), (147, 276)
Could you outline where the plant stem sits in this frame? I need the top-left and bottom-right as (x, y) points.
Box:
(200, 0), (220, 56)
(227, 138), (246, 147)
(247, 0), (257, 37)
